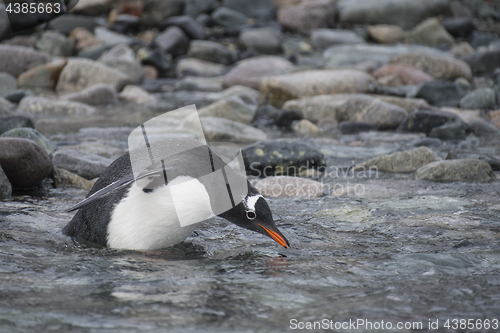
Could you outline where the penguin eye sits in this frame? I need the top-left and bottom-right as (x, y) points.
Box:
(246, 211), (256, 220)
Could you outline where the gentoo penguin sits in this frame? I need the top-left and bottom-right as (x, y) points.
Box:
(63, 144), (290, 251)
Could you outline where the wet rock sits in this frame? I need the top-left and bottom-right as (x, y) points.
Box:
(17, 59), (67, 90)
(338, 0), (450, 30)
(61, 83), (117, 106)
(0, 115), (35, 135)
(222, 56), (293, 90)
(442, 17), (475, 38)
(0, 128), (55, 156)
(56, 58), (129, 94)
(211, 7), (249, 27)
(184, 0), (218, 18)
(177, 58), (225, 77)
(0, 165), (11, 198)
(159, 16), (206, 40)
(141, 0), (185, 26)
(412, 137), (442, 148)
(242, 140), (325, 177)
(278, 0), (336, 35)
(339, 95), (408, 129)
(47, 14), (101, 35)
(53, 149), (112, 180)
(198, 90), (258, 124)
(339, 121), (377, 134)
(223, 0), (275, 18)
(468, 119), (500, 138)
(35, 31), (75, 57)
(0, 138), (52, 189)
(53, 168), (97, 191)
(390, 53), (472, 81)
(195, 117), (268, 143)
(415, 159), (495, 182)
(398, 110), (461, 135)
(137, 48), (172, 76)
(293, 119), (320, 135)
(18, 97), (96, 117)
(155, 26), (190, 58)
(464, 50), (500, 76)
(354, 146), (441, 173)
(413, 80), (469, 107)
(0, 72), (17, 95)
(98, 43), (143, 84)
(240, 28), (283, 55)
(459, 88), (497, 110)
(404, 18), (455, 47)
(0, 45), (51, 77)
(71, 0), (109, 16)
(373, 64), (434, 86)
(175, 76), (223, 92)
(282, 94), (349, 123)
(119, 85), (156, 104)
(428, 121), (468, 141)
(367, 25), (404, 44)
(270, 109), (303, 130)
(255, 176), (324, 198)
(187, 40), (233, 65)
(260, 69), (375, 108)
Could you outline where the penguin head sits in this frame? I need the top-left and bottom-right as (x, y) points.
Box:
(219, 189), (290, 248)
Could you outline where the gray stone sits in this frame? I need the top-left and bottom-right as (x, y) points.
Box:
(0, 72), (17, 95)
(141, 0), (185, 26)
(416, 159), (495, 182)
(404, 18), (455, 46)
(293, 119), (321, 135)
(459, 88), (497, 110)
(428, 121), (468, 141)
(242, 139), (325, 177)
(239, 27), (283, 55)
(175, 76), (224, 92)
(468, 119), (500, 138)
(35, 31), (75, 57)
(198, 90), (259, 124)
(1, 128), (55, 156)
(184, 0), (218, 18)
(278, 0), (336, 36)
(0, 45), (51, 77)
(98, 44), (143, 84)
(159, 16), (206, 40)
(119, 85), (156, 104)
(187, 40), (233, 65)
(398, 110), (462, 135)
(338, 0), (451, 30)
(282, 94), (349, 123)
(0, 164), (11, 198)
(56, 58), (130, 94)
(47, 14), (101, 35)
(412, 137), (442, 148)
(17, 59), (67, 90)
(155, 26), (190, 58)
(0, 115), (35, 135)
(442, 17), (475, 38)
(311, 29), (365, 50)
(176, 58), (225, 77)
(53, 149), (112, 180)
(18, 97), (96, 117)
(391, 53), (472, 81)
(211, 7), (249, 27)
(464, 50), (500, 76)
(222, 0), (275, 18)
(94, 27), (132, 46)
(61, 83), (117, 106)
(367, 24), (404, 44)
(71, 0), (110, 16)
(0, 138), (52, 189)
(339, 121), (378, 134)
(255, 176), (325, 198)
(414, 80), (469, 107)
(53, 168), (97, 191)
(282, 38), (313, 56)
(185, 117), (267, 143)
(354, 147), (441, 173)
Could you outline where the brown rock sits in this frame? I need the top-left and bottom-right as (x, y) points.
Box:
(0, 138), (52, 189)
(143, 65), (158, 80)
(0, 45), (52, 77)
(368, 24), (404, 44)
(260, 69), (376, 108)
(277, 0), (336, 35)
(372, 63), (434, 86)
(70, 28), (103, 52)
(223, 56), (294, 90)
(53, 168), (97, 191)
(17, 59), (67, 90)
(487, 110), (500, 128)
(390, 53), (472, 81)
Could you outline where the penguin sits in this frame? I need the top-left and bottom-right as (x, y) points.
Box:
(63, 143), (290, 251)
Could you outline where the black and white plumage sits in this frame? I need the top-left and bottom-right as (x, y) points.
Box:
(63, 146), (290, 250)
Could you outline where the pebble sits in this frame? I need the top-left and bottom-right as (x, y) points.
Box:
(56, 58), (130, 94)
(205, 85), (260, 103)
(47, 14), (101, 35)
(464, 50), (500, 76)
(428, 121), (468, 141)
(468, 119), (500, 138)
(293, 119), (321, 135)
(397, 110), (462, 135)
(223, 0), (275, 18)
(404, 18), (455, 47)
(367, 25), (404, 44)
(137, 48), (172, 76)
(53, 149), (112, 180)
(338, 94), (408, 129)
(277, 0), (336, 35)
(412, 137), (442, 148)
(282, 38), (313, 56)
(98, 44), (143, 84)
(0, 72), (17, 95)
(354, 146), (441, 173)
(459, 88), (497, 110)
(155, 26), (190, 58)
(35, 31), (75, 57)
(222, 56), (293, 90)
(254, 176), (324, 198)
(61, 83), (117, 106)
(415, 159), (495, 183)
(0, 165), (11, 198)
(0, 138), (52, 189)
(413, 80), (469, 107)
(19, 96), (97, 118)
(239, 27), (283, 55)
(119, 85), (157, 104)
(159, 16), (206, 40)
(311, 29), (365, 50)
(242, 139), (325, 177)
(198, 90), (258, 124)
(175, 76), (223, 92)
(391, 53), (472, 81)
(183, 116), (268, 143)
(442, 17), (476, 38)
(184, 0), (218, 17)
(282, 94), (349, 123)
(17, 59), (67, 90)
(339, 121), (378, 134)
(488, 110), (500, 128)
(373, 63), (434, 86)
(0, 127), (55, 156)
(176, 58), (225, 77)
(53, 168), (98, 191)
(94, 27), (132, 46)
(141, 0), (185, 26)
(260, 69), (376, 108)
(71, 0), (109, 16)
(0, 115), (35, 135)
(0, 45), (51, 77)
(187, 40), (233, 65)
(211, 7), (249, 27)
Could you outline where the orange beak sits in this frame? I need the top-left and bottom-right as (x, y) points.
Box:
(257, 224), (289, 249)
